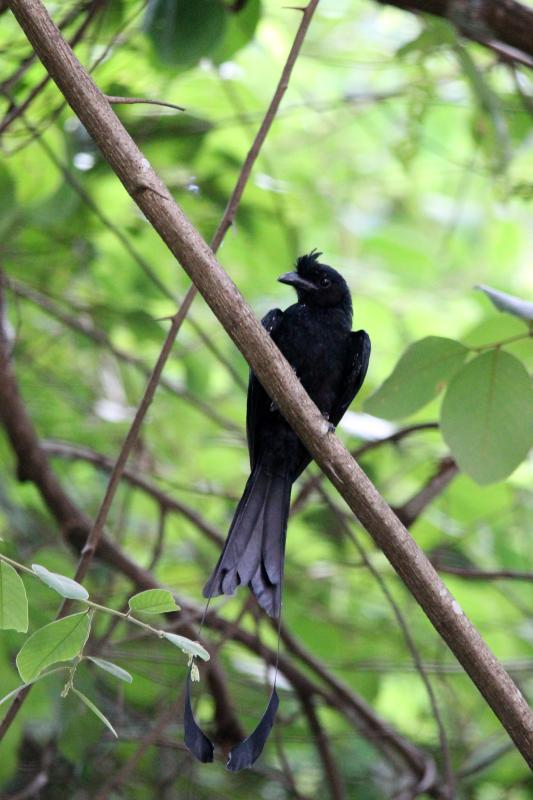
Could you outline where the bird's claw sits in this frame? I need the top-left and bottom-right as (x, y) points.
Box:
(322, 412), (335, 434)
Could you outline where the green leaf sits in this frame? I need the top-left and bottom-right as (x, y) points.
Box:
(476, 285), (533, 323)
(212, 0), (261, 63)
(71, 687), (118, 738)
(32, 564), (89, 601)
(441, 350), (533, 484)
(364, 337), (468, 419)
(87, 657), (133, 684)
(163, 632), (209, 661)
(16, 612), (91, 683)
(144, 0), (226, 68)
(128, 589), (179, 615)
(0, 560), (28, 632)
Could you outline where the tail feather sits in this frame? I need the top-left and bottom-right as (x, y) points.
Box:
(203, 464), (291, 617)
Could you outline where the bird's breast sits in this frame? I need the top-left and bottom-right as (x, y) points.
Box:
(275, 306), (350, 412)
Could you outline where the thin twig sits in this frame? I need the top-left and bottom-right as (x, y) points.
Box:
(106, 95), (185, 112)
(434, 565), (533, 582)
(0, 0), (104, 134)
(299, 693), (346, 800)
(7, 276), (241, 432)
(41, 439), (224, 546)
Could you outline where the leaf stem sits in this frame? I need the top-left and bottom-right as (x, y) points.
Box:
(0, 553), (170, 641)
(470, 331), (532, 352)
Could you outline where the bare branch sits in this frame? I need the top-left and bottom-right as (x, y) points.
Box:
(394, 457), (459, 527)
(299, 693), (346, 800)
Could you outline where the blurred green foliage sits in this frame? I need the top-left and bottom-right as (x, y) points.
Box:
(0, 0), (532, 797)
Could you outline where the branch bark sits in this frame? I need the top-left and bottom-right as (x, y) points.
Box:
(6, 0), (533, 768)
(375, 0), (533, 64)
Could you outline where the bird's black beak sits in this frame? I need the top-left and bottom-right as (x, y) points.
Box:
(278, 272), (317, 291)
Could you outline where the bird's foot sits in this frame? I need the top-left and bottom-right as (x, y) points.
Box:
(322, 412), (335, 434)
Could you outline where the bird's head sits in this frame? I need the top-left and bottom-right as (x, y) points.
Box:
(278, 250), (352, 313)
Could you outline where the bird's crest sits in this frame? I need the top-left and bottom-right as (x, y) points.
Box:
(295, 250), (323, 275)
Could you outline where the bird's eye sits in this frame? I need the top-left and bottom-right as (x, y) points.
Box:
(320, 277), (331, 288)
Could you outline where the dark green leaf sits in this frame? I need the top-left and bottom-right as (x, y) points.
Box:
(212, 0), (261, 63)
(144, 0), (226, 68)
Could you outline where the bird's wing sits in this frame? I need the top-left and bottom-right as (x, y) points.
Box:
(246, 308), (285, 468)
(330, 329), (371, 427)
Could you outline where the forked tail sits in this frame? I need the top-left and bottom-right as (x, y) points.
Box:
(202, 463), (292, 618)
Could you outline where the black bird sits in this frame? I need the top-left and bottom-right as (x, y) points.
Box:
(203, 251), (370, 617)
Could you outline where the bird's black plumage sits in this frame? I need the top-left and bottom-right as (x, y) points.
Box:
(203, 251), (370, 617)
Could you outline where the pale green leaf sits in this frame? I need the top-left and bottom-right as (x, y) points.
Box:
(71, 687), (118, 738)
(128, 589), (179, 615)
(364, 337), (468, 419)
(163, 632), (209, 661)
(0, 560), (28, 632)
(87, 657), (133, 684)
(16, 612), (91, 683)
(441, 350), (533, 484)
(32, 564), (89, 601)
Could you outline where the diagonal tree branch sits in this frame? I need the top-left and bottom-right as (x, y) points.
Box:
(6, 0), (533, 768)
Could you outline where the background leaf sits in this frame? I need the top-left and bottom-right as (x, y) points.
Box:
(16, 612), (91, 683)
(441, 350), (533, 484)
(0, 560), (28, 633)
(364, 337), (468, 419)
(128, 589), (179, 615)
(211, 0), (261, 63)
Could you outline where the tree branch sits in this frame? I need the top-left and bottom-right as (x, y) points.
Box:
(374, 0), (533, 64)
(7, 0), (533, 768)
